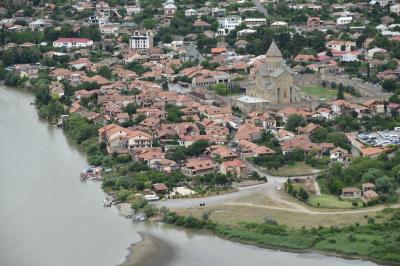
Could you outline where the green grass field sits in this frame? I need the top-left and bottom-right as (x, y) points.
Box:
(268, 162), (316, 176)
(301, 86), (338, 99)
(307, 195), (362, 208)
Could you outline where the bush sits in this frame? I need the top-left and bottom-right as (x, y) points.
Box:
(298, 187), (309, 200)
(131, 197), (148, 210)
(143, 204), (158, 217)
(264, 217), (278, 225)
(117, 189), (131, 202)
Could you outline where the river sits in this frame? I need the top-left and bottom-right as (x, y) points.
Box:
(0, 85), (377, 266)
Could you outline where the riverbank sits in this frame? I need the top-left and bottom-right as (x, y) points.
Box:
(163, 210), (400, 266)
(119, 232), (174, 266)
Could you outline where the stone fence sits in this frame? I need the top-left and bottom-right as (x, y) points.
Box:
(294, 73), (387, 98)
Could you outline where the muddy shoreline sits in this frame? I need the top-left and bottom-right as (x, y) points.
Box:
(118, 232), (175, 266)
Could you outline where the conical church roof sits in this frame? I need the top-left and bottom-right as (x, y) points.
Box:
(266, 39), (283, 58)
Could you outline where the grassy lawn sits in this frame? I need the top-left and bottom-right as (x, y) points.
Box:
(301, 85), (337, 99)
(174, 204), (385, 228)
(267, 162), (316, 176)
(301, 85), (353, 99)
(307, 195), (362, 209)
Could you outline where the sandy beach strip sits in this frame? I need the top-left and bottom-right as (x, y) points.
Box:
(118, 232), (175, 266)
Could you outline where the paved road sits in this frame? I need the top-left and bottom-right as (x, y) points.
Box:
(252, 0), (268, 16)
(156, 182), (278, 209)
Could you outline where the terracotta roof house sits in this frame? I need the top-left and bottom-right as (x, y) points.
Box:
(235, 124), (263, 142)
(151, 158), (178, 174)
(181, 158), (219, 176)
(220, 159), (248, 178)
(341, 187), (361, 198)
(281, 134), (334, 155)
(362, 183), (375, 192)
(330, 147), (349, 164)
(297, 123), (320, 134)
(238, 140), (276, 158)
(153, 183), (169, 194)
(278, 107), (312, 122)
(134, 148), (165, 164)
(206, 145), (238, 161)
(360, 146), (389, 158)
(126, 130), (153, 150)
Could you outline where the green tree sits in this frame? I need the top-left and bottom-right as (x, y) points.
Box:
(298, 187), (309, 200)
(211, 83), (229, 95)
(382, 79), (397, 92)
(337, 84), (345, 99)
(123, 103), (138, 116)
(143, 18), (156, 29)
(97, 66), (113, 80)
(2, 49), (16, 66)
(286, 114), (306, 132)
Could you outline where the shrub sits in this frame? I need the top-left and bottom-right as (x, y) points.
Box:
(264, 217), (278, 225)
(131, 197), (148, 210)
(117, 189), (131, 202)
(143, 204), (158, 217)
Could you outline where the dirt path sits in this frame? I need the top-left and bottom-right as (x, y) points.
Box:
(223, 202), (400, 215)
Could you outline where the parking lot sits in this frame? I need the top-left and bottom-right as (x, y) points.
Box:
(357, 128), (400, 147)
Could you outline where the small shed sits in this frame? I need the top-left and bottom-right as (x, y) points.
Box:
(362, 183), (375, 192)
(152, 183), (169, 194)
(342, 187), (361, 198)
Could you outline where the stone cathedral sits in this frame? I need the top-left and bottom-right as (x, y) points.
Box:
(247, 40), (301, 104)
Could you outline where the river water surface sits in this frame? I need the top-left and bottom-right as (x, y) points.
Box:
(0, 85), (377, 266)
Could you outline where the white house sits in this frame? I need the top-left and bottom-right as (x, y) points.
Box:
(375, 24), (388, 32)
(218, 16), (242, 32)
(370, 0), (394, 7)
(271, 21), (288, 28)
(29, 19), (52, 31)
(127, 131), (153, 150)
(129, 30), (154, 50)
(244, 18), (267, 28)
(331, 50), (361, 62)
(53, 38), (94, 48)
(185, 8), (197, 17)
(99, 24), (119, 35)
(326, 40), (356, 51)
(238, 29), (256, 36)
(330, 147), (349, 164)
(164, 3), (177, 19)
(125, 5), (141, 15)
(337, 16), (353, 25)
(390, 4), (400, 14)
(367, 47), (387, 59)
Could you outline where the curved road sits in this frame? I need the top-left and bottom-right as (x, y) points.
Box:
(156, 178), (400, 215)
(252, 0), (268, 16)
(156, 182), (275, 209)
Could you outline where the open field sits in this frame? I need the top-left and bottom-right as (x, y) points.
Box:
(173, 204), (386, 228)
(301, 85), (353, 99)
(307, 195), (363, 209)
(301, 85), (337, 99)
(267, 162), (317, 176)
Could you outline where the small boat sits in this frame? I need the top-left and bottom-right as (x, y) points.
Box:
(56, 119), (63, 127)
(103, 197), (113, 207)
(133, 214), (147, 221)
(80, 166), (102, 180)
(144, 194), (160, 201)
